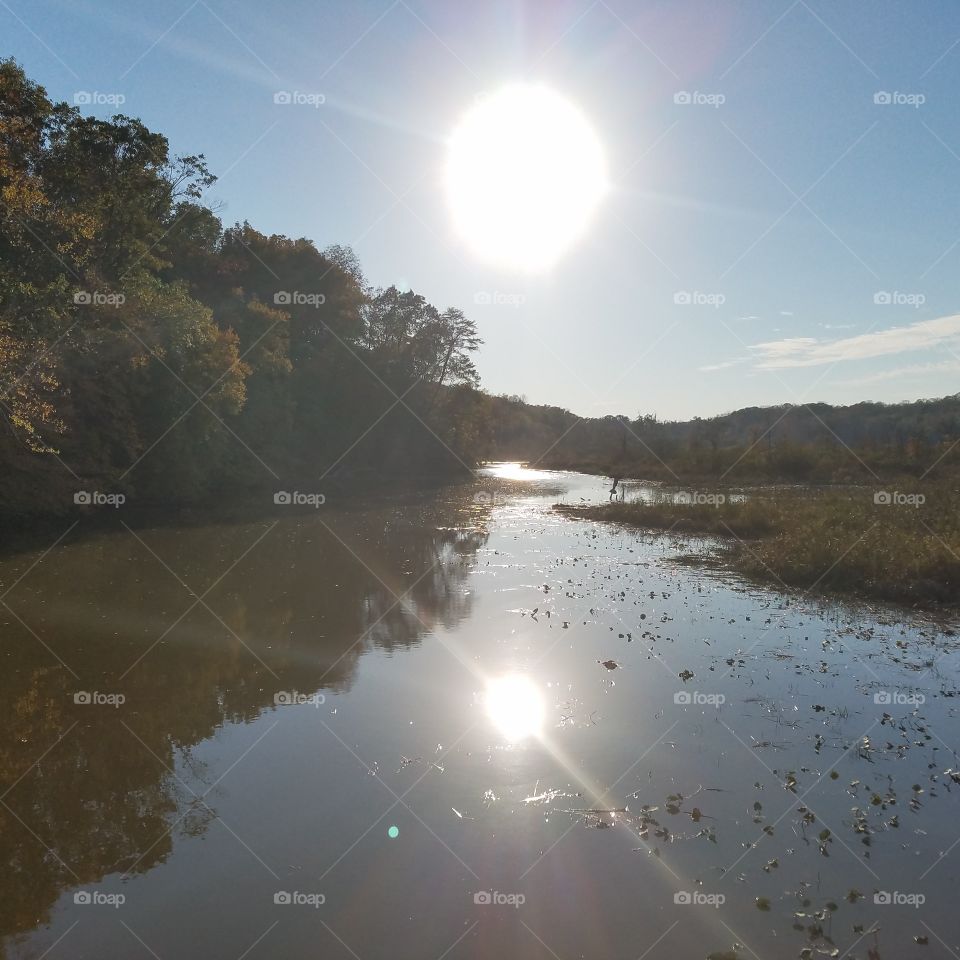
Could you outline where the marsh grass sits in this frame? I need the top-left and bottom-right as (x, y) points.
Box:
(556, 485), (960, 606)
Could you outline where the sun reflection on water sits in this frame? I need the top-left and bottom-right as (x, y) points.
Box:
(485, 674), (545, 742)
(483, 461), (553, 481)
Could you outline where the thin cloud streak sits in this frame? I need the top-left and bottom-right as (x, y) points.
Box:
(748, 313), (960, 370)
(839, 358), (960, 387)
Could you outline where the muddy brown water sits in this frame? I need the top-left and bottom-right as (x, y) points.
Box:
(1, 465), (958, 958)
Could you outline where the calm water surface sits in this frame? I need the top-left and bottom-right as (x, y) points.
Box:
(2, 466), (958, 959)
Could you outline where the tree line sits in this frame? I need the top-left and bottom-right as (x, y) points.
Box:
(0, 59), (489, 520)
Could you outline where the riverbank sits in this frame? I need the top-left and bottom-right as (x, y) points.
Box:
(555, 483), (960, 608)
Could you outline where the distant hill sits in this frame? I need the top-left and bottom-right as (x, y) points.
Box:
(485, 393), (960, 482)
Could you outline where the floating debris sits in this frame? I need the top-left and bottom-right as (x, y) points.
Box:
(523, 787), (580, 805)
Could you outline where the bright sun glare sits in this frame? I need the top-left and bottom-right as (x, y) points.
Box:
(445, 84), (608, 272)
(485, 674), (546, 742)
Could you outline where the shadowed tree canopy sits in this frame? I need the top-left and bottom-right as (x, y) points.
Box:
(0, 60), (489, 518)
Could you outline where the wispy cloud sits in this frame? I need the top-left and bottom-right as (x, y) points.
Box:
(700, 357), (748, 372)
(840, 358), (960, 386)
(748, 314), (960, 369)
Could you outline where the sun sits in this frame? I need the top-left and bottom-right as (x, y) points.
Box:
(445, 84), (608, 272)
(485, 674), (546, 742)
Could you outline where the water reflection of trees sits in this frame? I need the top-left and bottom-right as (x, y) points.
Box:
(0, 503), (487, 948)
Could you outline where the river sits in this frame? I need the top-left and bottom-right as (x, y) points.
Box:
(2, 465), (957, 958)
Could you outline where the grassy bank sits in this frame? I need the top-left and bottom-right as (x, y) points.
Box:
(535, 451), (960, 487)
(555, 485), (960, 607)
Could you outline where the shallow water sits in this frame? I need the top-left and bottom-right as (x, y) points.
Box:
(2, 466), (958, 959)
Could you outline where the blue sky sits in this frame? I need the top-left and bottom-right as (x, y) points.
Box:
(4, 0), (960, 419)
